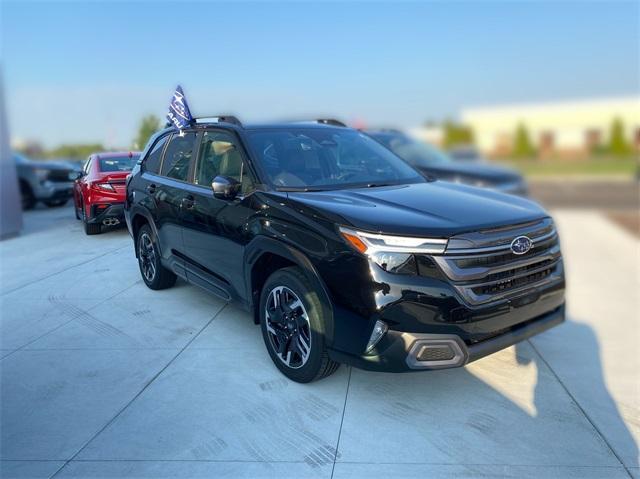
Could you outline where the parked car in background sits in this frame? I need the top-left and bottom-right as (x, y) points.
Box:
(366, 130), (528, 196)
(74, 151), (140, 235)
(125, 118), (564, 383)
(14, 153), (77, 210)
(61, 158), (88, 172)
(448, 145), (483, 162)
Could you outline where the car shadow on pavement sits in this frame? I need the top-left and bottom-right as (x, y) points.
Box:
(516, 318), (638, 470)
(343, 318), (637, 472)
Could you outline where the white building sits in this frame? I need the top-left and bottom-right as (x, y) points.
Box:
(461, 96), (640, 157)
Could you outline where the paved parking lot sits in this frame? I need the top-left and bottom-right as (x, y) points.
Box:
(1, 204), (638, 478)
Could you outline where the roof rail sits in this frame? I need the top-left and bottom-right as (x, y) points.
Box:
(194, 115), (243, 127)
(315, 119), (347, 127)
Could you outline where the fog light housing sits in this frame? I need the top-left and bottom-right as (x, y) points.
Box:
(365, 320), (388, 353)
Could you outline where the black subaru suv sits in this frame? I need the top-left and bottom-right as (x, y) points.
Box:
(125, 118), (565, 383)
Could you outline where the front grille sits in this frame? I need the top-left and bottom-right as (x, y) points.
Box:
(471, 266), (555, 296)
(47, 169), (74, 182)
(454, 236), (557, 269)
(432, 218), (563, 305)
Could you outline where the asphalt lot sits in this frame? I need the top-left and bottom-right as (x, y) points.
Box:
(0, 198), (638, 478)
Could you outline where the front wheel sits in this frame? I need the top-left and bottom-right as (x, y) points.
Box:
(260, 267), (339, 383)
(136, 224), (176, 290)
(20, 181), (36, 210)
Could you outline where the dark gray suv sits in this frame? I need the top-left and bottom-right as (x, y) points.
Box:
(14, 153), (78, 210)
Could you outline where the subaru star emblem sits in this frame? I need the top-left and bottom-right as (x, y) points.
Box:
(510, 235), (533, 255)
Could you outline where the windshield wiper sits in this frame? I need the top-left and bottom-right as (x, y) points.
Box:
(277, 186), (325, 192)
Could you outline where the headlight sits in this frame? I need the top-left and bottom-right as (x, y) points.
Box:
(339, 226), (448, 254)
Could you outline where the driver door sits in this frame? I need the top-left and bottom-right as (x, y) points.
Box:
(180, 129), (257, 300)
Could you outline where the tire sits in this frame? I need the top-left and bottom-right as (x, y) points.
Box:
(44, 199), (68, 207)
(82, 204), (101, 235)
(84, 221), (101, 235)
(259, 266), (339, 383)
(74, 203), (81, 220)
(20, 181), (36, 210)
(136, 224), (176, 290)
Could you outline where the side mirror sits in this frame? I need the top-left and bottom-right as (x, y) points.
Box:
(74, 171), (83, 180)
(212, 175), (241, 200)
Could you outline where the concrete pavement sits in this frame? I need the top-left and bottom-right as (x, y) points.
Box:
(0, 205), (637, 478)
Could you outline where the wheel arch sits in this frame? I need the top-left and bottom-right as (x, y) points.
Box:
(128, 206), (161, 258)
(244, 237), (335, 346)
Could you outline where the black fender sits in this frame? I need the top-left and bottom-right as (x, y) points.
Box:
(243, 236), (336, 347)
(126, 204), (161, 258)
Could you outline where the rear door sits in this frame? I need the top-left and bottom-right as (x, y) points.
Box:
(143, 131), (198, 276)
(180, 129), (258, 301)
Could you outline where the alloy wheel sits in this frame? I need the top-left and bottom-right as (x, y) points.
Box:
(138, 233), (157, 282)
(265, 286), (312, 369)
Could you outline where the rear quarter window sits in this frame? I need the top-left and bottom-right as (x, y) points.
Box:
(144, 135), (169, 174)
(160, 132), (197, 181)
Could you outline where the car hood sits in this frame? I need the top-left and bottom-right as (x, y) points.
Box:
(418, 161), (522, 184)
(22, 160), (75, 171)
(286, 182), (547, 237)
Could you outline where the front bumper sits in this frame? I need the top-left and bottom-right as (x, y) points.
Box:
(34, 181), (74, 201)
(329, 304), (564, 372)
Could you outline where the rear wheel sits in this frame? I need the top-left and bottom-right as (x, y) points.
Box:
(136, 224), (176, 290)
(82, 204), (101, 235)
(260, 267), (339, 383)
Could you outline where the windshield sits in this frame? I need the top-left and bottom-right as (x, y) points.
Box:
(246, 128), (423, 190)
(99, 156), (139, 172)
(372, 133), (451, 167)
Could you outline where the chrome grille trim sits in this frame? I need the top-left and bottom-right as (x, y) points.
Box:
(434, 244), (560, 282)
(443, 230), (557, 255)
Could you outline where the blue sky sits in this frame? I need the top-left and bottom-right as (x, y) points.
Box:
(2, 0), (639, 148)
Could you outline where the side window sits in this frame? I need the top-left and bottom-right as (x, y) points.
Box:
(144, 135), (169, 174)
(83, 157), (92, 174)
(160, 132), (197, 181)
(194, 130), (254, 193)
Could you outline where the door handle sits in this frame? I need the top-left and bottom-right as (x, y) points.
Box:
(181, 195), (195, 210)
(146, 183), (156, 194)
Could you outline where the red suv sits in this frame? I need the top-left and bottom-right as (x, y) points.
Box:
(74, 152), (140, 235)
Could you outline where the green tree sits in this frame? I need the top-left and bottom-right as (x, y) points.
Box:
(134, 115), (161, 149)
(47, 143), (105, 160)
(512, 123), (535, 158)
(442, 121), (474, 149)
(608, 117), (630, 156)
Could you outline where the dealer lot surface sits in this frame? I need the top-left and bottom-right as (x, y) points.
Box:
(1, 203), (638, 479)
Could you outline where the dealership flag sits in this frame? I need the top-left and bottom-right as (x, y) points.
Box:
(166, 85), (193, 129)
